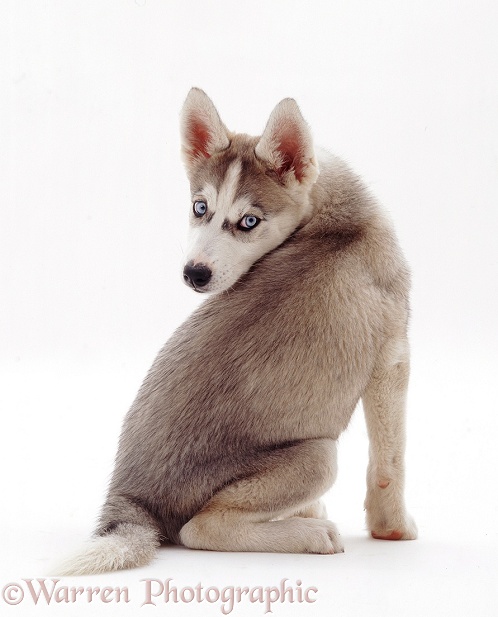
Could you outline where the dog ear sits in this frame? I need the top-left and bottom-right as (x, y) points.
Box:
(180, 88), (230, 167)
(255, 99), (318, 186)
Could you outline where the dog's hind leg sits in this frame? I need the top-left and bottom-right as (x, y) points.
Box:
(272, 499), (328, 522)
(179, 438), (343, 554)
(292, 500), (328, 519)
(362, 338), (417, 541)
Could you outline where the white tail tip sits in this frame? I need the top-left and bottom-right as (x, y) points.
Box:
(50, 523), (159, 576)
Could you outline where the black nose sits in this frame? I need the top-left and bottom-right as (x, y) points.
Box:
(183, 263), (212, 289)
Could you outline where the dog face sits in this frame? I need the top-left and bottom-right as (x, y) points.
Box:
(180, 89), (319, 294)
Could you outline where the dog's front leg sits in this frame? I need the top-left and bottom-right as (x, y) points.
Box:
(362, 339), (417, 541)
(179, 438), (343, 554)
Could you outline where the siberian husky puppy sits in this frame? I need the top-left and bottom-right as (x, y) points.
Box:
(55, 88), (417, 575)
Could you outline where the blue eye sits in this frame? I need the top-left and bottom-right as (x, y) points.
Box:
(193, 200), (207, 217)
(238, 214), (260, 231)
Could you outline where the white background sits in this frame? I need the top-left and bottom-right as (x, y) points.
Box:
(1, 1), (498, 615)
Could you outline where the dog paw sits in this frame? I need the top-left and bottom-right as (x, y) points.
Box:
(370, 514), (418, 541)
(293, 518), (344, 554)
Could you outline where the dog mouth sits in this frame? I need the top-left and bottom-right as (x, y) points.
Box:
(191, 285), (209, 294)
(182, 261), (251, 295)
(183, 277), (210, 293)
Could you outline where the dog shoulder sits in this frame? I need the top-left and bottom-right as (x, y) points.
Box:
(311, 150), (410, 297)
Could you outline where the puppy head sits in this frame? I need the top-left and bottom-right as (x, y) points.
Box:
(180, 88), (319, 294)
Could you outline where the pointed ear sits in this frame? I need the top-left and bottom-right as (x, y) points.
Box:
(255, 99), (318, 185)
(180, 88), (230, 168)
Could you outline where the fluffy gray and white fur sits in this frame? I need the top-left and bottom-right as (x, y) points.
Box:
(53, 88), (416, 576)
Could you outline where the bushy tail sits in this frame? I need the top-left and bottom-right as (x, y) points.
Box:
(51, 522), (160, 576)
